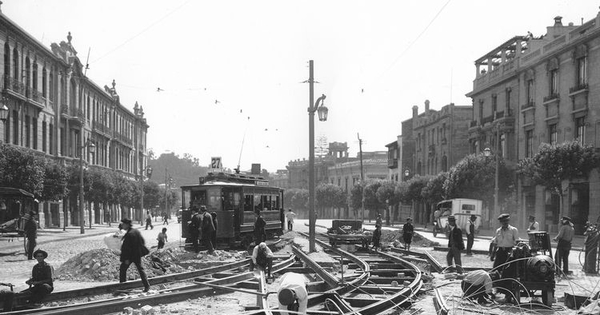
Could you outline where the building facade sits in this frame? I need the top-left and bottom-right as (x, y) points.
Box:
(327, 151), (388, 193)
(466, 14), (600, 234)
(0, 12), (148, 228)
(402, 100), (472, 178)
(286, 142), (349, 189)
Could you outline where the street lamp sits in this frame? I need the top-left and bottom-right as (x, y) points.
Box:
(308, 60), (328, 253)
(79, 138), (95, 234)
(483, 146), (499, 223)
(0, 103), (8, 142)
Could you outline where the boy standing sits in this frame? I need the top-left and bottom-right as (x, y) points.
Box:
(403, 218), (414, 251)
(372, 225), (382, 252)
(157, 228), (168, 249)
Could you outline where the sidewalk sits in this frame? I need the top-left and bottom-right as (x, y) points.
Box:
(362, 221), (587, 251)
(0, 224), (119, 255)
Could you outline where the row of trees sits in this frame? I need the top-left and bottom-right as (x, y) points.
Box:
(283, 141), (599, 225)
(0, 142), (177, 215)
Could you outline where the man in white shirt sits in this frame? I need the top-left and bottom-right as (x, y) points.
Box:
(251, 242), (274, 278)
(278, 272), (309, 314)
(461, 269), (500, 304)
(491, 213), (519, 270)
(285, 209), (296, 231)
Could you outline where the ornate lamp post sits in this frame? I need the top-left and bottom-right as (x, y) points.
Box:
(308, 60), (328, 253)
(79, 139), (95, 234)
(0, 103), (8, 142)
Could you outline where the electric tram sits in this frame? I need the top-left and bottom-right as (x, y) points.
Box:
(180, 172), (285, 248)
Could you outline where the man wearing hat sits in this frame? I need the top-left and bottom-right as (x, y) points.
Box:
(526, 215), (539, 232)
(446, 216), (465, 273)
(188, 207), (202, 253)
(491, 214), (519, 269)
(553, 216), (574, 276)
(277, 272), (308, 313)
(23, 211), (38, 260)
(23, 249), (53, 304)
(199, 206), (215, 255)
(119, 218), (150, 292)
(466, 215), (477, 255)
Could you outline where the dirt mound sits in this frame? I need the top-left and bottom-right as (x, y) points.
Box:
(380, 230), (438, 247)
(55, 246), (248, 282)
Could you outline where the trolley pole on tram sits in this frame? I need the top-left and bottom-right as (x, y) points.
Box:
(307, 60), (328, 253)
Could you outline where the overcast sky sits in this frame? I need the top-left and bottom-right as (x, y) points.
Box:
(4, 0), (596, 171)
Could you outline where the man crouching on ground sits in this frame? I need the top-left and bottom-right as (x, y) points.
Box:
(278, 272), (309, 314)
(461, 269), (500, 304)
(24, 249), (54, 305)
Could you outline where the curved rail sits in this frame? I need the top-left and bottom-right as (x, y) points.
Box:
(7, 255), (296, 315)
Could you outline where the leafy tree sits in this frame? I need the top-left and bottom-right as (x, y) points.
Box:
(40, 160), (69, 201)
(143, 180), (161, 210)
(316, 183), (346, 217)
(422, 172), (448, 206)
(348, 183), (364, 213)
(87, 168), (111, 203)
(376, 180), (401, 225)
(444, 153), (512, 207)
(518, 141), (599, 217)
(364, 180), (386, 219)
(290, 189), (309, 211)
(0, 143), (45, 195)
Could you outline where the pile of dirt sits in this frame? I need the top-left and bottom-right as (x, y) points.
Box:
(380, 230), (439, 247)
(55, 247), (248, 282)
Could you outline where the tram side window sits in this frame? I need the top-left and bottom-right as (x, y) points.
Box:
(190, 191), (207, 209)
(222, 191), (241, 210)
(244, 194), (254, 212)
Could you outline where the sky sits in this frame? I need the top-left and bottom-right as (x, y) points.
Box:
(3, 0), (597, 172)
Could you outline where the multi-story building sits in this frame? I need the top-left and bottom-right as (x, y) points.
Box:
(270, 169), (289, 189)
(399, 100), (472, 223)
(466, 14), (600, 234)
(401, 101), (472, 178)
(385, 137), (401, 182)
(0, 13), (148, 228)
(327, 151), (388, 193)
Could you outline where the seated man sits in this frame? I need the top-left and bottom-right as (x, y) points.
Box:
(251, 242), (274, 278)
(461, 269), (500, 304)
(23, 249), (54, 304)
(278, 272), (309, 314)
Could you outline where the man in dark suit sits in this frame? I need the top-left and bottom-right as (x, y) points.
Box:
(446, 216), (465, 274)
(119, 218), (150, 292)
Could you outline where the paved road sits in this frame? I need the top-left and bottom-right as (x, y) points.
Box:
(0, 220), (182, 292)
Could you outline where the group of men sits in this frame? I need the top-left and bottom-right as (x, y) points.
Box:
(189, 206), (217, 255)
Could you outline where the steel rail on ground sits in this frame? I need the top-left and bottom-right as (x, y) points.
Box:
(5, 255), (296, 315)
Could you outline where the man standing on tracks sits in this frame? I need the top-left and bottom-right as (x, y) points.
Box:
(210, 211), (218, 250)
(23, 211), (37, 260)
(286, 208), (296, 231)
(403, 217), (414, 251)
(446, 216), (465, 274)
(119, 218), (150, 292)
(491, 213), (519, 270)
(254, 210), (266, 245)
(199, 206), (215, 255)
(466, 215), (477, 256)
(189, 207), (201, 253)
(278, 272), (309, 314)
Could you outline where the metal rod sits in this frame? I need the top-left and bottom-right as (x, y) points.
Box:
(309, 60), (316, 253)
(79, 141), (85, 234)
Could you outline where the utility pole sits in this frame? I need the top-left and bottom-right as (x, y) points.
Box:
(164, 168), (168, 218)
(358, 133), (365, 223)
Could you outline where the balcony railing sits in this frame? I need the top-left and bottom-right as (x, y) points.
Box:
(522, 101), (535, 110)
(4, 75), (25, 96)
(543, 93), (560, 103)
(388, 158), (398, 168)
(569, 83), (588, 94)
(482, 115), (494, 125)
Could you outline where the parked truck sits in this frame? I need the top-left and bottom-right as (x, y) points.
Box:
(433, 198), (483, 237)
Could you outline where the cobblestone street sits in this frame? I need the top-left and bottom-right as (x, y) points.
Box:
(0, 219), (181, 292)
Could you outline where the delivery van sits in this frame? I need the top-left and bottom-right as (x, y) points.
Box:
(433, 198), (483, 237)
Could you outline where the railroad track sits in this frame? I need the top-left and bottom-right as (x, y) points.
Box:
(266, 231), (424, 315)
(3, 248), (295, 314)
